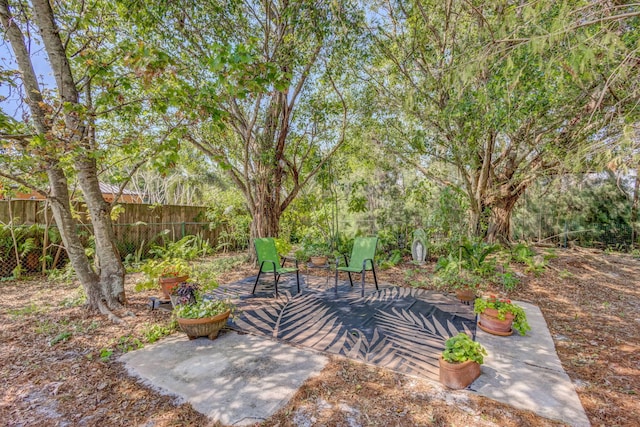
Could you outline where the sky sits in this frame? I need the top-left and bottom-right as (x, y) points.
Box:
(0, 38), (54, 120)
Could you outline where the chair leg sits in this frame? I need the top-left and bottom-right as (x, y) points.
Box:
(334, 268), (339, 295)
(252, 270), (262, 294)
(274, 271), (280, 295)
(347, 272), (353, 287)
(295, 270), (300, 294)
(361, 270), (366, 297)
(371, 266), (379, 290)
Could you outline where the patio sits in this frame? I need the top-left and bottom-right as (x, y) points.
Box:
(212, 274), (476, 383)
(121, 274), (589, 426)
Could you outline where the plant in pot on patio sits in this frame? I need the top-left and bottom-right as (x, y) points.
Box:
(433, 254), (484, 304)
(173, 289), (235, 340)
(439, 332), (487, 389)
(303, 241), (332, 266)
(474, 295), (531, 336)
(140, 258), (191, 300)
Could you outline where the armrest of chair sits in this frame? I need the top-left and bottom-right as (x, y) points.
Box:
(281, 255), (298, 269)
(362, 258), (375, 271)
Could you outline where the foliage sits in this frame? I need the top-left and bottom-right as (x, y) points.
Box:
(148, 234), (212, 261)
(497, 272), (520, 292)
(301, 240), (332, 258)
(432, 256), (484, 291)
(136, 258), (191, 291)
(459, 240), (501, 277)
(173, 298), (234, 319)
(442, 333), (487, 365)
(474, 296), (531, 336)
(141, 322), (175, 344)
(273, 238), (292, 257)
(172, 281), (199, 305)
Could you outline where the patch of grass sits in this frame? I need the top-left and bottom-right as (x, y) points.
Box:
(60, 286), (86, 307)
(559, 269), (574, 279)
(498, 271), (520, 291)
(99, 348), (114, 361)
(8, 303), (45, 318)
(49, 331), (72, 346)
(35, 319), (57, 335)
(116, 334), (143, 353)
(141, 322), (175, 343)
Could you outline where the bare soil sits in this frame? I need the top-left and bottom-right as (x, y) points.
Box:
(1, 248), (638, 426)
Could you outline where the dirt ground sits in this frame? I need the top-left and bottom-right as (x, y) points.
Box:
(0, 248), (638, 426)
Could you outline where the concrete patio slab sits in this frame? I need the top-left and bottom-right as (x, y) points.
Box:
(120, 331), (328, 426)
(471, 301), (590, 427)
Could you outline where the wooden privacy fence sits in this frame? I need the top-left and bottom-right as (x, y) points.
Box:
(0, 200), (235, 276)
(0, 200), (211, 227)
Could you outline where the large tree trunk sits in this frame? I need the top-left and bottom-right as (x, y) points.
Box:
(76, 158), (126, 307)
(486, 190), (523, 244)
(32, 0), (125, 309)
(2, 0), (125, 317)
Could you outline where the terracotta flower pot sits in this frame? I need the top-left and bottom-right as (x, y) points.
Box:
(478, 307), (515, 336)
(177, 309), (231, 340)
(455, 287), (476, 304)
(158, 275), (189, 300)
(439, 355), (481, 389)
(310, 256), (328, 266)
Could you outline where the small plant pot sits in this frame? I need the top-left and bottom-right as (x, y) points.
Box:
(159, 275), (189, 300)
(309, 256), (328, 266)
(439, 356), (481, 389)
(177, 310), (231, 340)
(455, 287), (476, 304)
(478, 308), (515, 336)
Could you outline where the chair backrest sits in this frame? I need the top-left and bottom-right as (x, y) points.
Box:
(254, 238), (280, 272)
(348, 237), (378, 271)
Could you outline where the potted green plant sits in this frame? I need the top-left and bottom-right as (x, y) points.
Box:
(433, 255), (484, 304)
(140, 258), (191, 299)
(439, 333), (487, 389)
(173, 289), (235, 340)
(474, 295), (531, 336)
(304, 241), (331, 266)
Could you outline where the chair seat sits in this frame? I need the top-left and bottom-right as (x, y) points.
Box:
(337, 266), (372, 273)
(276, 267), (298, 274)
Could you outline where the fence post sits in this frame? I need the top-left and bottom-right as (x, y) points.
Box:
(181, 222), (186, 238)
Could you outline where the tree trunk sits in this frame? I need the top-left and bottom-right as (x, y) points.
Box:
(46, 165), (102, 299)
(32, 0), (125, 309)
(486, 192), (522, 244)
(76, 158), (126, 307)
(2, 0), (125, 318)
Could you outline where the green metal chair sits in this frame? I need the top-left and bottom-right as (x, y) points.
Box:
(252, 238), (300, 295)
(334, 236), (379, 297)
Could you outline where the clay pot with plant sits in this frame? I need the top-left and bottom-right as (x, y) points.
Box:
(139, 258), (191, 299)
(173, 283), (235, 340)
(474, 296), (531, 336)
(439, 333), (487, 389)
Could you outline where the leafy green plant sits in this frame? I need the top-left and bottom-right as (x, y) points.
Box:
(8, 303), (45, 317)
(442, 333), (487, 364)
(136, 257), (191, 291)
(49, 331), (72, 346)
(141, 322), (175, 343)
(116, 335), (143, 353)
(379, 249), (403, 270)
(99, 348), (114, 361)
(173, 298), (234, 319)
(498, 271), (520, 291)
(433, 254), (483, 290)
(149, 234), (213, 260)
(60, 286), (87, 307)
(459, 240), (500, 276)
(474, 296), (531, 336)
